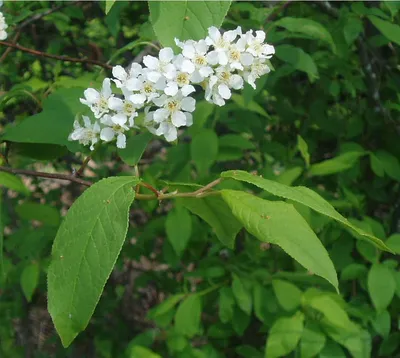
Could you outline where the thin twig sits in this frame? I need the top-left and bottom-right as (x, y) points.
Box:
(0, 166), (92, 186)
(265, 1), (292, 24)
(0, 31), (20, 63)
(0, 41), (112, 69)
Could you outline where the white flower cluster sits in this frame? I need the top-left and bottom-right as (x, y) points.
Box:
(0, 1), (7, 41)
(69, 26), (274, 149)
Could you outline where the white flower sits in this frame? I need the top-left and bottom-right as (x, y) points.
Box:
(242, 58), (271, 89)
(99, 115), (129, 149)
(205, 67), (243, 106)
(206, 26), (241, 66)
(128, 70), (166, 105)
(226, 42), (254, 71)
(152, 91), (195, 128)
(164, 54), (196, 96)
(112, 63), (142, 89)
(108, 89), (138, 127)
(175, 38), (213, 83)
(0, 11), (7, 41)
(68, 116), (100, 150)
(143, 47), (176, 81)
(80, 78), (113, 118)
(239, 30), (275, 59)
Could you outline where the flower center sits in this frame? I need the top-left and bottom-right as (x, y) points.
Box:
(112, 124), (122, 132)
(98, 97), (109, 112)
(143, 83), (154, 94)
(194, 55), (207, 66)
(176, 73), (190, 86)
(167, 100), (180, 112)
(229, 49), (240, 62)
(124, 102), (135, 114)
(216, 38), (227, 49)
(219, 71), (231, 83)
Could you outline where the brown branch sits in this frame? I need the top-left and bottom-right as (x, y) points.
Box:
(265, 1), (292, 24)
(0, 41), (112, 69)
(0, 166), (92, 186)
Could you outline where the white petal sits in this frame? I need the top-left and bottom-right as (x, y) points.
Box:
(152, 95), (167, 107)
(190, 70), (203, 84)
(112, 113), (127, 125)
(164, 125), (177, 142)
(82, 116), (91, 127)
(218, 51), (229, 66)
(154, 108), (169, 123)
(184, 112), (193, 127)
(126, 78), (143, 91)
(256, 30), (266, 42)
(181, 97), (196, 112)
(159, 47), (174, 63)
(230, 74), (244, 90)
(196, 40), (208, 55)
(112, 65), (126, 80)
(83, 88), (99, 104)
(181, 59), (195, 74)
(172, 111), (186, 127)
(100, 127), (115, 142)
(164, 64), (177, 79)
(182, 44), (195, 59)
(116, 133), (126, 149)
(208, 26), (220, 42)
(108, 97), (124, 111)
(181, 85), (195, 96)
(206, 51), (219, 66)
(143, 55), (159, 70)
(218, 84), (231, 99)
(241, 52), (254, 66)
(165, 82), (179, 96)
(146, 71), (162, 83)
(130, 94), (146, 105)
(199, 66), (213, 78)
(101, 78), (112, 98)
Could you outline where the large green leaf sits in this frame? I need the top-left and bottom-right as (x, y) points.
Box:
(2, 88), (85, 151)
(265, 312), (304, 358)
(300, 323), (326, 358)
(221, 170), (389, 251)
(232, 274), (252, 315)
(275, 17), (336, 53)
(272, 279), (302, 311)
(221, 190), (338, 290)
(48, 176), (139, 347)
(20, 263), (40, 302)
(149, 1), (231, 48)
(275, 45), (318, 81)
(191, 129), (219, 174)
(368, 15), (400, 46)
(180, 195), (242, 248)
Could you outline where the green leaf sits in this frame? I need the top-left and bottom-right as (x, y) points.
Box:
(370, 153), (385, 177)
(118, 132), (152, 166)
(0, 197), (3, 281)
(180, 196), (242, 248)
(221, 190), (338, 290)
(367, 263), (396, 312)
(166, 207), (192, 257)
(275, 17), (336, 53)
(191, 129), (219, 174)
(221, 170), (390, 251)
(300, 322), (326, 358)
(371, 310), (391, 338)
(130, 346), (162, 358)
(149, 1), (231, 48)
(47, 176), (139, 347)
(175, 295), (202, 338)
(147, 294), (185, 319)
(15, 202), (60, 227)
(219, 134), (255, 151)
(218, 287), (235, 323)
(232, 274), (252, 315)
(386, 234), (400, 254)
(265, 312), (304, 358)
(104, 0), (115, 15)
(275, 45), (318, 81)
(374, 150), (400, 181)
(0, 172), (29, 195)
(272, 279), (302, 311)
(309, 151), (365, 176)
(2, 88), (85, 151)
(297, 135), (310, 168)
(319, 341), (346, 358)
(343, 16), (363, 45)
(20, 263), (40, 302)
(368, 15), (400, 46)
